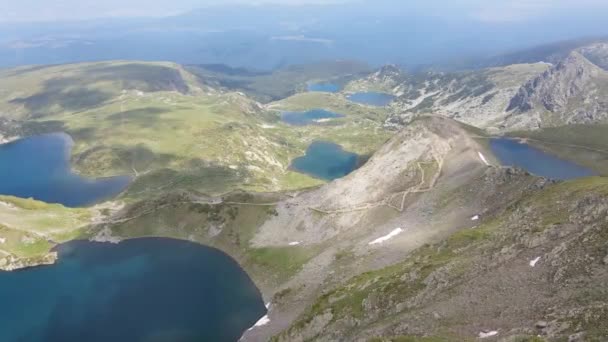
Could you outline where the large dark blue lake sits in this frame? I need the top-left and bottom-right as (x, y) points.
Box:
(0, 133), (131, 207)
(490, 138), (595, 180)
(291, 141), (359, 180)
(0, 238), (266, 342)
(307, 82), (340, 93)
(281, 109), (344, 126)
(347, 92), (395, 106)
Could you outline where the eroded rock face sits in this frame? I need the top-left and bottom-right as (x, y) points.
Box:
(507, 51), (607, 118)
(579, 42), (608, 71)
(379, 41), (608, 132)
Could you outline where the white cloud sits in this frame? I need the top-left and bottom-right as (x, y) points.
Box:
(0, 0), (346, 23)
(469, 0), (608, 22)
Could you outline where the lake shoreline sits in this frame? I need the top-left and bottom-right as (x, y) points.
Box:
(0, 237), (267, 341)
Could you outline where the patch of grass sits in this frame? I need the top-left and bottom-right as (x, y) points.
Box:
(246, 246), (317, 282)
(0, 196), (91, 235)
(0, 225), (54, 258)
(279, 171), (325, 190)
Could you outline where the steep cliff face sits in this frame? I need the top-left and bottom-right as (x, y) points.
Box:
(505, 51), (608, 127)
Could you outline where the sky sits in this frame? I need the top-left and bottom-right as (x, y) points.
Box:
(2, 0), (608, 23)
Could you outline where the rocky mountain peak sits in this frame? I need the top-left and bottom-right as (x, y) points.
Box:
(369, 64), (405, 84)
(578, 42), (608, 70)
(507, 50), (605, 113)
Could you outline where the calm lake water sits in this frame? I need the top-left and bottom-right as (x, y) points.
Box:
(0, 238), (266, 342)
(0, 133), (131, 207)
(281, 109), (344, 126)
(291, 141), (359, 180)
(490, 138), (595, 180)
(347, 92), (395, 106)
(307, 82), (341, 93)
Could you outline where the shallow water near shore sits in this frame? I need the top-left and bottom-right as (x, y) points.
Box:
(307, 82), (341, 93)
(281, 109), (344, 126)
(291, 141), (359, 180)
(490, 138), (595, 180)
(0, 133), (131, 207)
(347, 92), (395, 106)
(0, 238), (266, 342)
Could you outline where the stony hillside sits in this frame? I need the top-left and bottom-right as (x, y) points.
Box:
(277, 176), (608, 341)
(369, 63), (550, 131)
(359, 41), (608, 133)
(505, 50), (608, 129)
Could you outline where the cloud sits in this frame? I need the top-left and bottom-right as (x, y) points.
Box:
(468, 0), (608, 22)
(0, 0), (346, 23)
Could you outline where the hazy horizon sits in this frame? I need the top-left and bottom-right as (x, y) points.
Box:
(1, 0), (607, 69)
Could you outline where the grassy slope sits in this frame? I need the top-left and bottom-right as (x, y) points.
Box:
(0, 61), (393, 267)
(0, 196), (91, 259)
(0, 61), (393, 202)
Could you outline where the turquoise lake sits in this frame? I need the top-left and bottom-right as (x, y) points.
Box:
(490, 138), (596, 180)
(291, 141), (359, 180)
(307, 82), (341, 93)
(0, 238), (266, 342)
(0, 133), (131, 207)
(281, 109), (344, 126)
(347, 92), (395, 106)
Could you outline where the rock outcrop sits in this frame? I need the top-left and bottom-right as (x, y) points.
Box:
(506, 51), (608, 126)
(0, 252), (57, 271)
(371, 41), (608, 132)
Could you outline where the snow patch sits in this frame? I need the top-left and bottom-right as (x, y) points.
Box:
(479, 330), (498, 338)
(248, 315), (270, 330)
(314, 118), (333, 123)
(288, 241), (301, 246)
(369, 228), (404, 245)
(247, 303), (272, 331)
(478, 152), (490, 166)
(0, 237), (5, 244)
(471, 215), (480, 221)
(530, 256), (541, 267)
(259, 124), (276, 129)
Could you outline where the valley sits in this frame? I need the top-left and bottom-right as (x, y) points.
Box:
(0, 39), (608, 342)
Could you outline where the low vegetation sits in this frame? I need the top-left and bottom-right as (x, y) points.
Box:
(0, 61), (393, 204)
(0, 196), (91, 263)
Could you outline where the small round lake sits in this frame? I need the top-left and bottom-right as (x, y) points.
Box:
(281, 109), (345, 126)
(291, 141), (360, 180)
(347, 92), (395, 106)
(0, 133), (131, 207)
(490, 138), (596, 180)
(0, 238), (266, 342)
(307, 82), (341, 93)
